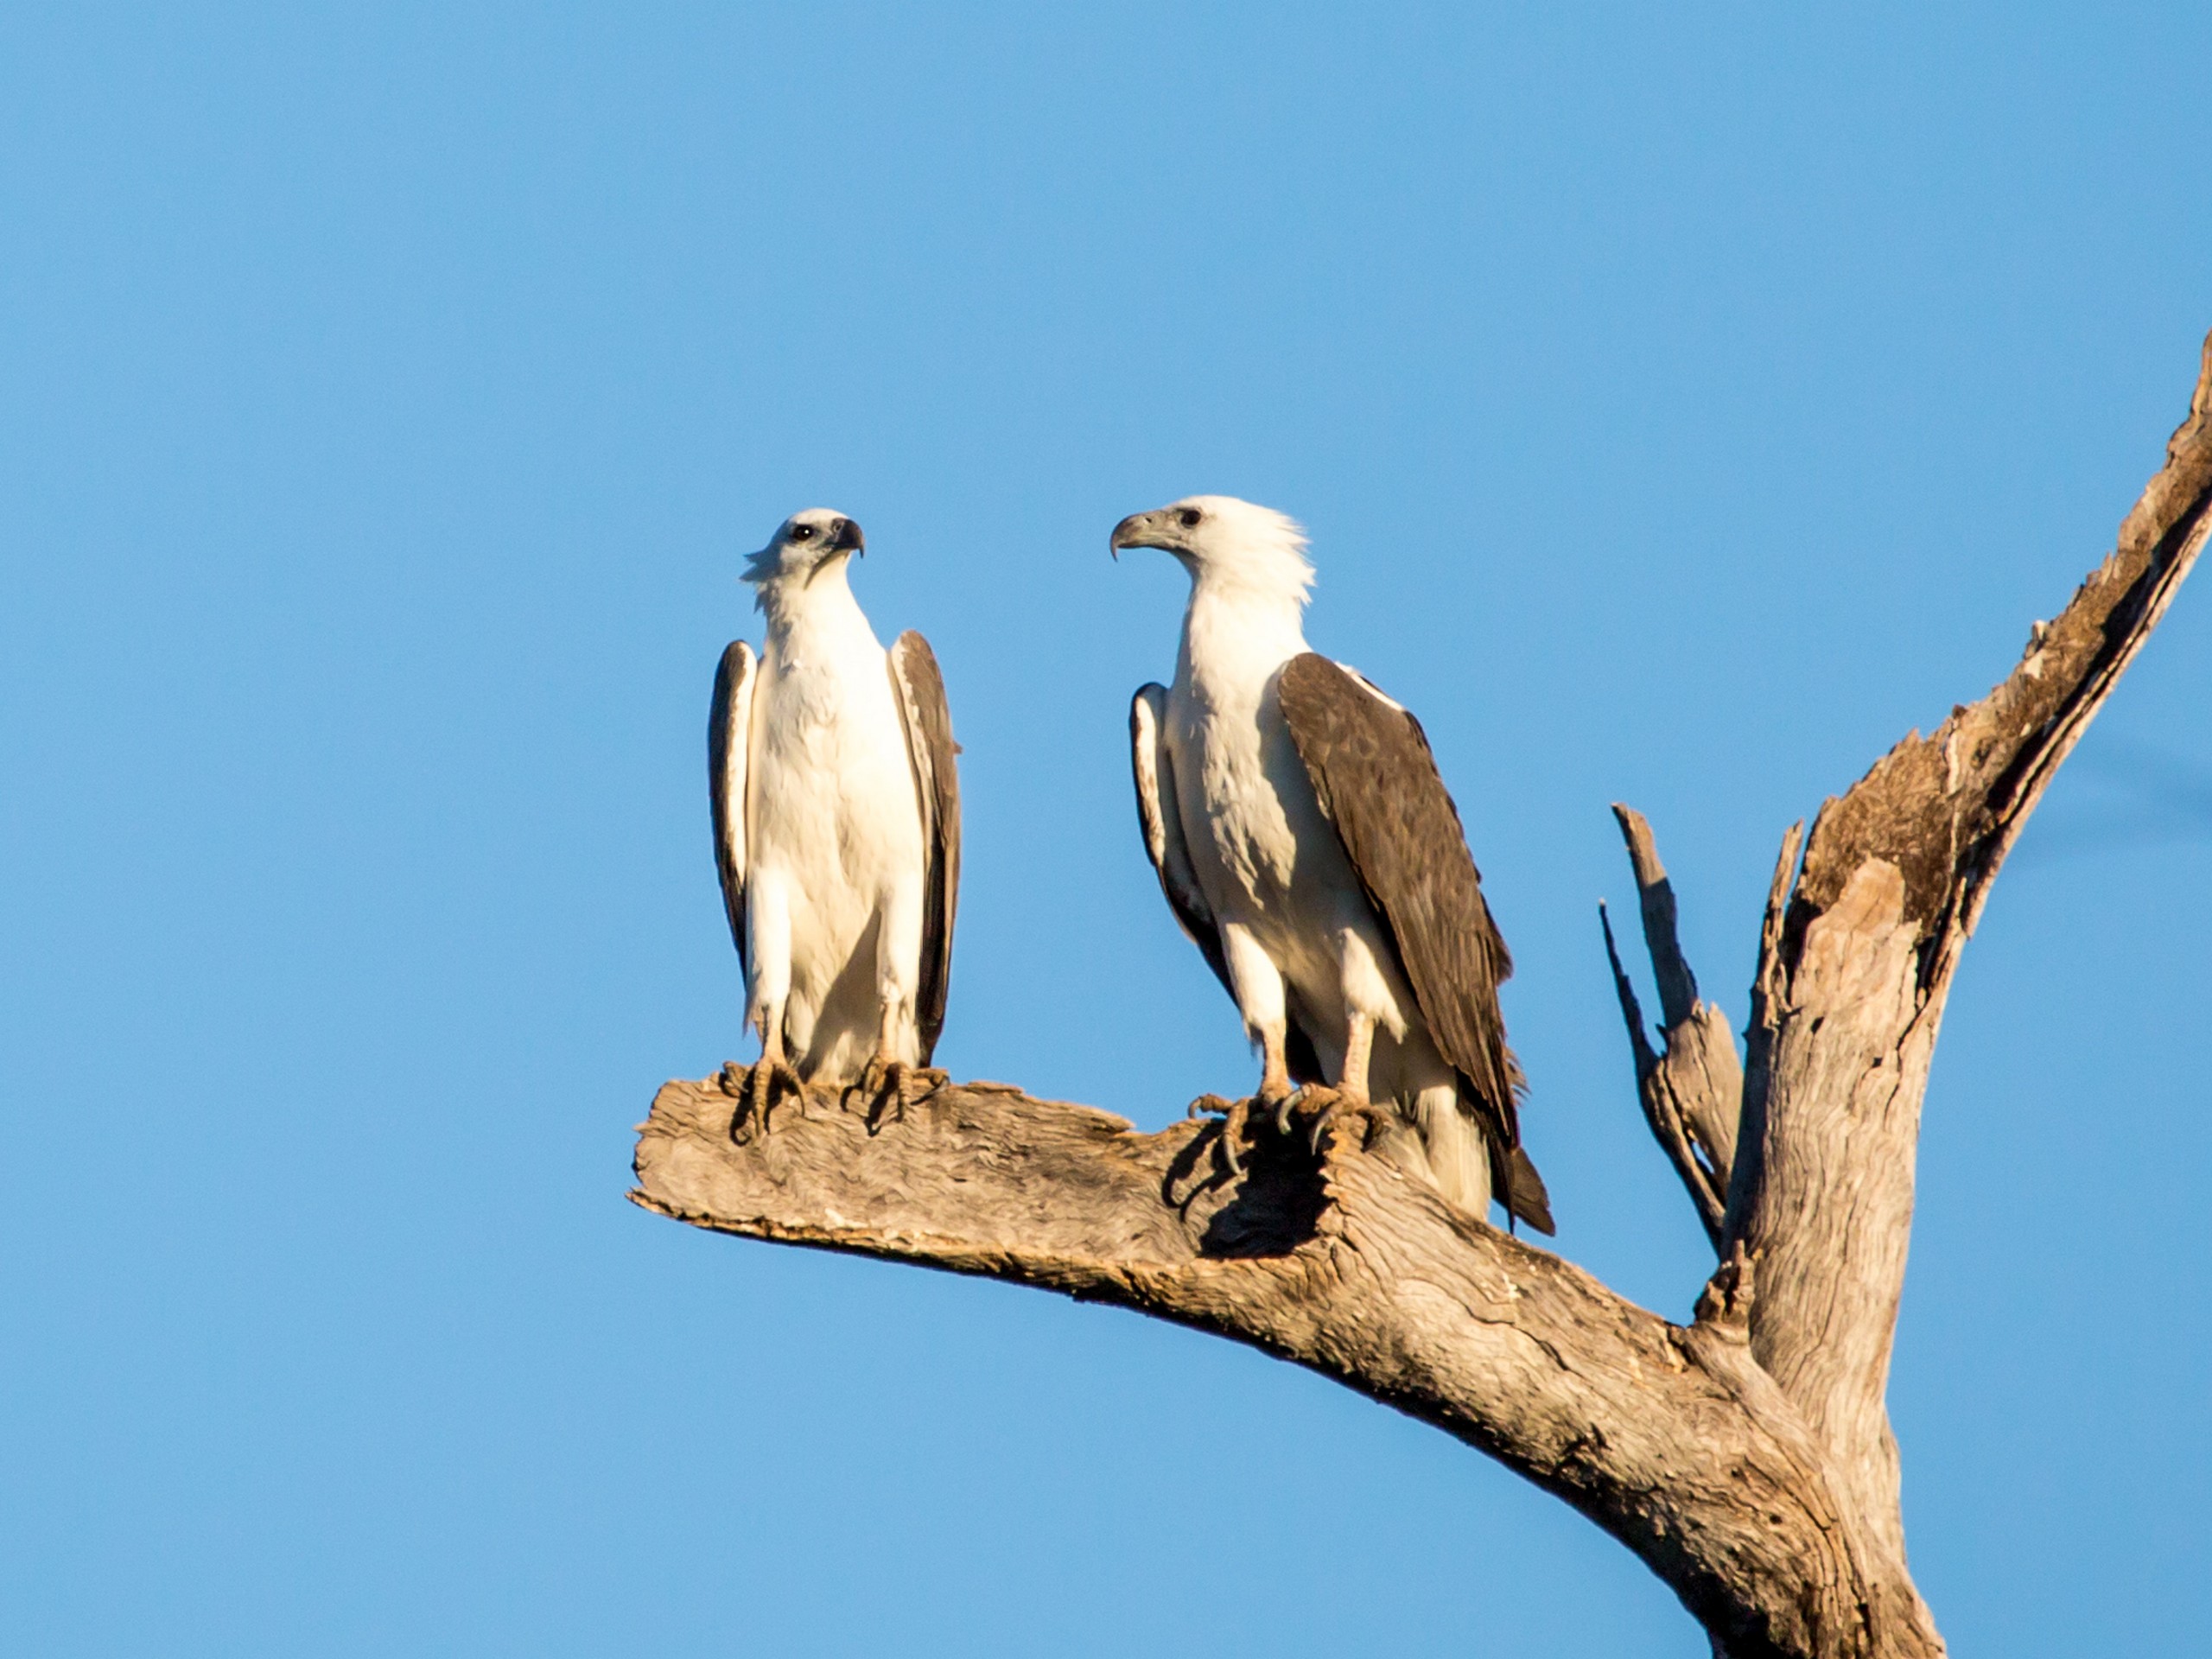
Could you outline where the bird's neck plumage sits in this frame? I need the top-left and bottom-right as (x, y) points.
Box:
(1176, 578), (1311, 705)
(753, 560), (881, 663)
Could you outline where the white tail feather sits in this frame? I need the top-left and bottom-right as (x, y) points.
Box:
(1414, 1086), (1493, 1219)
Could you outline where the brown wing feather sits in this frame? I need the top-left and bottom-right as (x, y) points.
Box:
(888, 632), (961, 1064)
(708, 640), (755, 978)
(1277, 652), (1551, 1230)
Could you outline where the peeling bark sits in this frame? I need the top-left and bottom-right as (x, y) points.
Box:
(636, 331), (2212, 1659)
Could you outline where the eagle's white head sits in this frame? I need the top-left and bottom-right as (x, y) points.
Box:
(1109, 495), (1314, 606)
(744, 507), (866, 595)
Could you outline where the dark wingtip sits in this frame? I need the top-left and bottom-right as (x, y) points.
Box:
(1508, 1147), (1556, 1236)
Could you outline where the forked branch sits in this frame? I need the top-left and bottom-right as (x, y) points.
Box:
(1722, 326), (2212, 1572)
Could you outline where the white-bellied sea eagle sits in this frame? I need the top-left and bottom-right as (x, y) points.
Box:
(709, 509), (960, 1131)
(1112, 495), (1552, 1232)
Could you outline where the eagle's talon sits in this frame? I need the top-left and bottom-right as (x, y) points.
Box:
(1306, 1099), (1337, 1154)
(1262, 1084), (1352, 1156)
(859, 1056), (916, 1134)
(734, 1058), (802, 1143)
(1184, 1094), (1250, 1176)
(1217, 1096), (1252, 1178)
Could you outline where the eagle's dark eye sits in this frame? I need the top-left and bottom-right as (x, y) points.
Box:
(791, 524), (817, 542)
(1177, 507), (1202, 529)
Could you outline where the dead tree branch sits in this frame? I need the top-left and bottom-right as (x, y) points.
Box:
(635, 1074), (1919, 1659)
(1722, 326), (2212, 1583)
(1600, 804), (1749, 1248)
(634, 331), (2212, 1659)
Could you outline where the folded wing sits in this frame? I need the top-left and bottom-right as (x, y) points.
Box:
(1129, 685), (1232, 994)
(1276, 652), (1552, 1232)
(709, 639), (757, 979)
(888, 632), (961, 1065)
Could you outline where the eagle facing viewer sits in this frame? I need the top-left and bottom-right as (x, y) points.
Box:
(709, 509), (960, 1130)
(1112, 495), (1552, 1232)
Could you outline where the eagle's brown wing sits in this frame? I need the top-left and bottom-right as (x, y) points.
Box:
(1277, 652), (1551, 1231)
(708, 639), (757, 978)
(888, 632), (962, 1064)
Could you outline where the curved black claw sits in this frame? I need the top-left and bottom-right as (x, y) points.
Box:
(1218, 1097), (1250, 1178)
(1186, 1093), (1248, 1179)
(1309, 1102), (1337, 1156)
(858, 1058), (913, 1134)
(733, 1058), (802, 1144)
(1267, 1085), (1351, 1156)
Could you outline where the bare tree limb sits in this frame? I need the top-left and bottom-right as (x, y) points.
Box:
(1732, 327), (2212, 1572)
(1602, 805), (1748, 1248)
(1617, 803), (1701, 1026)
(1729, 817), (1806, 1243)
(634, 1075), (1934, 1659)
(634, 330), (2212, 1659)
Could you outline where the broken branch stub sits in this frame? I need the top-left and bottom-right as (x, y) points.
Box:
(1600, 804), (1745, 1249)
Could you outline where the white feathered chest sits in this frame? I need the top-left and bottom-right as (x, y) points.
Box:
(752, 626), (920, 884)
(1168, 594), (1339, 924)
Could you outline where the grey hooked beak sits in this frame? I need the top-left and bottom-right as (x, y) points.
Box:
(1109, 511), (1157, 561)
(827, 516), (865, 556)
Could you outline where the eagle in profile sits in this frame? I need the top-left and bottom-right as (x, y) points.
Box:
(709, 509), (960, 1129)
(1112, 495), (1552, 1232)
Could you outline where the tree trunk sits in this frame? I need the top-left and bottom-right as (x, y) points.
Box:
(632, 330), (2212, 1658)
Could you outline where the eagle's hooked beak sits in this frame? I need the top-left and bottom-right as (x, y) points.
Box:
(801, 516), (866, 586)
(1109, 511), (1160, 561)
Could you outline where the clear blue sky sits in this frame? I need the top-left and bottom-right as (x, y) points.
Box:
(3, 5), (2206, 1655)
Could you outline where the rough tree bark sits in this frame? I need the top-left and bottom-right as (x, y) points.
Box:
(632, 333), (2212, 1659)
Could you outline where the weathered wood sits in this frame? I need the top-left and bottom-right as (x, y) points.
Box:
(1602, 805), (1747, 1248)
(634, 330), (2212, 1659)
(634, 1074), (1932, 1659)
(1732, 327), (2212, 1577)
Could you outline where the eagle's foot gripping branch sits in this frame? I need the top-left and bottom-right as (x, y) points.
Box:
(851, 1060), (949, 1133)
(1185, 1093), (1250, 1177)
(1273, 1084), (1379, 1157)
(1187, 1086), (1371, 1176)
(720, 1058), (804, 1143)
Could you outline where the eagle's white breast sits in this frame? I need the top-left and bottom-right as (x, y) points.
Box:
(1165, 586), (1425, 1068)
(747, 586), (925, 1076)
